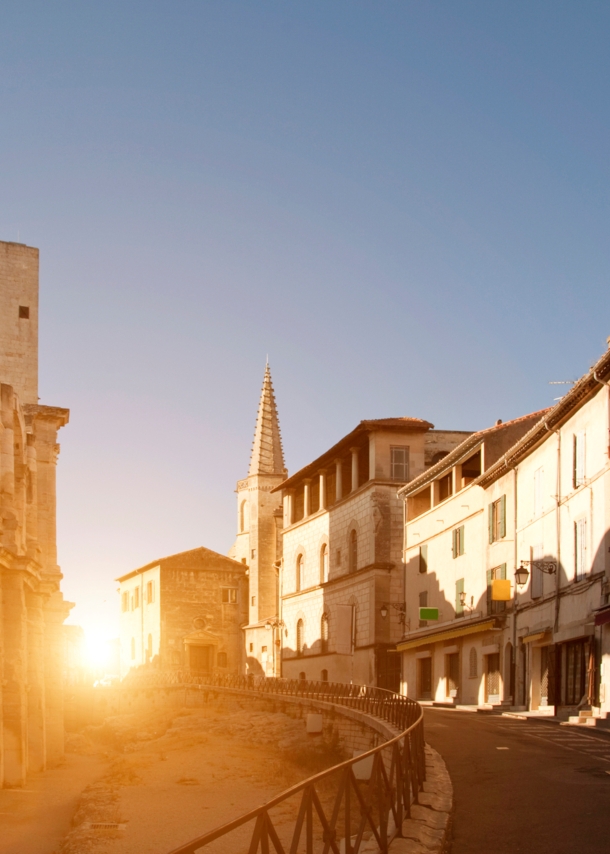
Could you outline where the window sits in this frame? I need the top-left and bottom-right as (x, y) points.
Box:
(296, 619), (304, 656)
(486, 564), (507, 615)
(217, 652), (227, 668)
(418, 545), (428, 574)
(222, 588), (237, 604)
(533, 468), (544, 517)
(320, 544), (329, 583)
(296, 554), (305, 591)
(455, 578), (464, 617)
(321, 613), (329, 654)
(349, 530), (358, 573)
(251, 596), (256, 606)
(131, 637), (136, 660)
(147, 634), (153, 661)
(121, 591), (129, 612)
(573, 432), (586, 488)
(336, 549), (342, 567)
(391, 446), (410, 481)
(251, 549), (256, 559)
(419, 591), (428, 628)
(488, 496), (506, 543)
(299, 671), (307, 681)
(574, 518), (587, 581)
(469, 647), (478, 679)
(321, 669), (328, 682)
(438, 473), (453, 502)
(249, 643), (254, 652)
(240, 500), (248, 532)
(146, 581), (154, 604)
(261, 646), (267, 653)
(18, 305), (29, 319)
(452, 526), (465, 558)
(133, 587), (140, 609)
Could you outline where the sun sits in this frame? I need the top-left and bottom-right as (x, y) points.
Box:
(84, 630), (113, 670)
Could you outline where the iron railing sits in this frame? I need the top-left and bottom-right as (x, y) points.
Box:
(157, 675), (425, 854)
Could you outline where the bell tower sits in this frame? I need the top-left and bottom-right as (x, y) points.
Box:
(230, 364), (287, 675)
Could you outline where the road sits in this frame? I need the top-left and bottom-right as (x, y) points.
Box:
(423, 708), (610, 854)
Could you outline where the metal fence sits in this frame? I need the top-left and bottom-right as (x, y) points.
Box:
(161, 675), (425, 854)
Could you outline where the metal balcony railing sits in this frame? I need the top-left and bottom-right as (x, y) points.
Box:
(157, 675), (425, 854)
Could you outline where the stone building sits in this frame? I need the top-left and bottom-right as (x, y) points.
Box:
(0, 240), (71, 787)
(399, 340), (610, 723)
(275, 418), (470, 689)
(117, 547), (247, 678)
(228, 364), (287, 676)
(398, 410), (548, 705)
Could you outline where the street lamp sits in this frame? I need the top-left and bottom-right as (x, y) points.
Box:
(515, 560), (557, 587)
(380, 602), (406, 624)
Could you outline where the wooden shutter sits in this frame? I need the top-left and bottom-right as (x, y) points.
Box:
(452, 529), (457, 559)
(488, 504), (494, 544)
(455, 578), (464, 616)
(486, 569), (492, 614)
(459, 526), (465, 556)
(500, 563), (507, 579)
(419, 545), (428, 574)
(499, 495), (506, 539)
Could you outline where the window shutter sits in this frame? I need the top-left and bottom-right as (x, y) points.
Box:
(499, 495), (506, 539)
(419, 545), (428, 574)
(452, 529), (457, 559)
(500, 563), (507, 580)
(573, 434), (578, 488)
(460, 526), (465, 556)
(455, 578), (464, 615)
(486, 569), (492, 614)
(488, 504), (494, 544)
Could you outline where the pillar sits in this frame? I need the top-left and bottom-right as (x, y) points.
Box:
(43, 590), (71, 765)
(319, 470), (326, 511)
(2, 570), (28, 787)
(26, 590), (46, 772)
(303, 479), (311, 518)
(351, 448), (359, 493)
(335, 459), (343, 502)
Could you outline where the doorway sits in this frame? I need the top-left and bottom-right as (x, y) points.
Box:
(485, 653), (501, 704)
(564, 639), (586, 706)
(189, 644), (212, 674)
(446, 653), (459, 700)
(417, 657), (432, 700)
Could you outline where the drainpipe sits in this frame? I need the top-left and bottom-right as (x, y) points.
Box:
(512, 464), (519, 706)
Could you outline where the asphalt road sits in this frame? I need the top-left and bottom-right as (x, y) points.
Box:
(423, 709), (610, 854)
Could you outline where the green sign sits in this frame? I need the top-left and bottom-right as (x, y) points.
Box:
(419, 607), (439, 621)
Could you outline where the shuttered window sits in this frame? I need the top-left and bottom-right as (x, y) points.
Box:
(419, 545), (428, 574)
(488, 495), (506, 543)
(573, 432), (586, 488)
(574, 518), (587, 580)
(452, 526), (465, 558)
(455, 578), (465, 617)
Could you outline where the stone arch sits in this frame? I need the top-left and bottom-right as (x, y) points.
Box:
(319, 538), (330, 583)
(347, 521), (360, 573)
(239, 499), (249, 533)
(320, 611), (329, 654)
(295, 550), (306, 591)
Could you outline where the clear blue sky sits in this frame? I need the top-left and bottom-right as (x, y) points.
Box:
(1, 2), (608, 641)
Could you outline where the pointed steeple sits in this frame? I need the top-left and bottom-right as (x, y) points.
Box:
(248, 363), (286, 476)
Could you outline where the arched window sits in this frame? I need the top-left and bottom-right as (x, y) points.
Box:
(239, 500), (248, 533)
(321, 669), (328, 682)
(320, 544), (329, 583)
(131, 637), (136, 660)
(349, 530), (358, 573)
(321, 613), (329, 654)
(296, 618), (304, 656)
(297, 554), (305, 591)
(469, 647), (478, 679)
(299, 671), (307, 681)
(147, 634), (153, 661)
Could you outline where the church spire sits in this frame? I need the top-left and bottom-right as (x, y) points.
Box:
(248, 363), (286, 476)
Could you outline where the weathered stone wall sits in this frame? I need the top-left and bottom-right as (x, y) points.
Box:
(0, 242), (38, 405)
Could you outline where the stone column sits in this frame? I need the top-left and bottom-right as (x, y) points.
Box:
(283, 491), (292, 527)
(368, 434), (376, 481)
(26, 589), (46, 772)
(351, 448), (359, 493)
(43, 589), (71, 766)
(2, 570), (28, 787)
(335, 459), (343, 502)
(303, 479), (311, 518)
(319, 470), (326, 511)
(25, 433), (38, 558)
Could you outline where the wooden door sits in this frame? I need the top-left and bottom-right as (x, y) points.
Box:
(446, 653), (459, 699)
(485, 653), (500, 704)
(189, 644), (212, 674)
(418, 658), (432, 700)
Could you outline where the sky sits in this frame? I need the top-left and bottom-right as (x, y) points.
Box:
(1, 2), (608, 647)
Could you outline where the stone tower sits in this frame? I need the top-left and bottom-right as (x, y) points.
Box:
(229, 364), (286, 676)
(0, 242), (39, 404)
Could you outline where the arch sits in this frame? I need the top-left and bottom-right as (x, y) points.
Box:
(320, 542), (329, 584)
(348, 529), (358, 573)
(296, 618), (305, 656)
(296, 553), (305, 591)
(469, 647), (477, 678)
(239, 499), (249, 533)
(299, 671), (307, 681)
(321, 669), (328, 682)
(320, 612), (329, 654)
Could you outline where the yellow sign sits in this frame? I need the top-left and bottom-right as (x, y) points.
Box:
(492, 579), (511, 601)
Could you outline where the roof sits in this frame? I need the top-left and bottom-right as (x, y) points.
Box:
(115, 546), (246, 582)
(398, 408), (551, 497)
(272, 416), (434, 492)
(477, 343), (610, 488)
(248, 363), (286, 477)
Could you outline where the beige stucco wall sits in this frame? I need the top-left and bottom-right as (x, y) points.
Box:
(119, 565), (161, 677)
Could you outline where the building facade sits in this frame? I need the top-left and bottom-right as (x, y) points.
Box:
(276, 419), (470, 689)
(228, 364), (286, 676)
(399, 342), (610, 722)
(0, 240), (71, 787)
(117, 547), (247, 678)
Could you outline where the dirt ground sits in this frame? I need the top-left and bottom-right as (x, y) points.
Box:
(51, 698), (342, 854)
